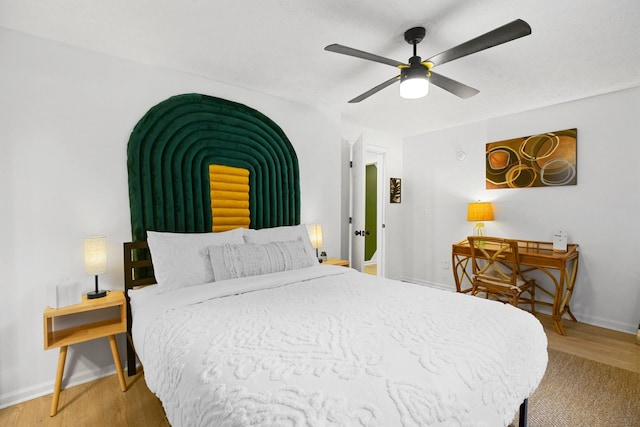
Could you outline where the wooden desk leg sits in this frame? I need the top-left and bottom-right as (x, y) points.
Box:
(452, 254), (472, 293)
(50, 345), (68, 417)
(108, 335), (127, 392)
(553, 315), (566, 336)
(553, 257), (580, 335)
(553, 308), (577, 335)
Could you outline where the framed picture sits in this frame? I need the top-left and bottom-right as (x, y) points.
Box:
(486, 128), (577, 189)
(390, 178), (401, 203)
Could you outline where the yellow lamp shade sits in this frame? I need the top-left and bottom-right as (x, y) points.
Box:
(467, 202), (494, 222)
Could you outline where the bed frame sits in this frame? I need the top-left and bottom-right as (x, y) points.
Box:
(123, 241), (155, 377)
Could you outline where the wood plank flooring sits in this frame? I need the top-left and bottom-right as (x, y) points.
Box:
(538, 314), (640, 374)
(364, 263), (377, 275)
(1, 313), (638, 426)
(0, 370), (169, 427)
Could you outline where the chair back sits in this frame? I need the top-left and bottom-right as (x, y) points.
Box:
(467, 236), (522, 286)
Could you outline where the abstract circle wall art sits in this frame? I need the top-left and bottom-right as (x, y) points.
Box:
(486, 128), (577, 189)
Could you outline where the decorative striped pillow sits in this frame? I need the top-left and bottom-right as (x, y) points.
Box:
(207, 239), (315, 281)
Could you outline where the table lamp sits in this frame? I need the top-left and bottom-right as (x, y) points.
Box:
(307, 224), (323, 261)
(467, 202), (494, 236)
(84, 236), (108, 299)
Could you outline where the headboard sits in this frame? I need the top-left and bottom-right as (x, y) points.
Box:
(127, 93), (300, 242)
(124, 93), (302, 375)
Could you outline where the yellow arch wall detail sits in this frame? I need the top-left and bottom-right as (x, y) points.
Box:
(209, 164), (250, 232)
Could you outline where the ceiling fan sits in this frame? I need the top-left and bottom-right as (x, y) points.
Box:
(325, 19), (531, 103)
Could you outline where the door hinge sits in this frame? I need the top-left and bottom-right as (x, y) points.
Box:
(349, 217), (352, 224)
(349, 161), (353, 168)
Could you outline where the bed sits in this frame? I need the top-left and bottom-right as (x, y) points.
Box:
(124, 226), (547, 427)
(123, 93), (547, 426)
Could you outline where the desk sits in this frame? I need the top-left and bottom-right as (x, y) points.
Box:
(452, 238), (579, 335)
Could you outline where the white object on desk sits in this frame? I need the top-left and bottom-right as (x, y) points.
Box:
(552, 230), (568, 252)
(47, 282), (82, 308)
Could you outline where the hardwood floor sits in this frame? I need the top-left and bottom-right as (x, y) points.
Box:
(0, 369), (169, 427)
(538, 313), (640, 374)
(1, 314), (638, 426)
(364, 263), (377, 275)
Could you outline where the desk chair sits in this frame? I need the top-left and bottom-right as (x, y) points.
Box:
(467, 236), (536, 313)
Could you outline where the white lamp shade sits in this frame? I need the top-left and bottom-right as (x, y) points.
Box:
(307, 224), (323, 249)
(84, 236), (107, 275)
(400, 76), (429, 99)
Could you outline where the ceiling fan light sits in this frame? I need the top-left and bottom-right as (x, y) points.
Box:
(400, 68), (429, 99)
(400, 79), (429, 99)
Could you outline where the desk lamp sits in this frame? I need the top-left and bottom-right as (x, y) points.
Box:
(467, 202), (494, 236)
(307, 224), (323, 261)
(84, 236), (108, 299)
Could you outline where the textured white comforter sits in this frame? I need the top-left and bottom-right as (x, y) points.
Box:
(130, 265), (547, 427)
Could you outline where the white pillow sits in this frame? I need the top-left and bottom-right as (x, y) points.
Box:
(242, 224), (318, 265)
(147, 228), (244, 292)
(207, 239), (315, 281)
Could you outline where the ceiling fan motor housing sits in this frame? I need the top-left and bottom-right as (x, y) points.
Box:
(401, 56), (430, 82)
(401, 66), (429, 82)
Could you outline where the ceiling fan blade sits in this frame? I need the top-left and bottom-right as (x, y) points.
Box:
(349, 75), (400, 103)
(429, 72), (479, 99)
(425, 19), (531, 67)
(325, 44), (406, 68)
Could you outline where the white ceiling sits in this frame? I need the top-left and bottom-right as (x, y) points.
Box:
(1, 0), (639, 136)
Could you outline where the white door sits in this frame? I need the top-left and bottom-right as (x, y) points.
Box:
(350, 136), (365, 272)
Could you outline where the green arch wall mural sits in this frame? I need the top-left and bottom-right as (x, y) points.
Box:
(127, 93), (300, 241)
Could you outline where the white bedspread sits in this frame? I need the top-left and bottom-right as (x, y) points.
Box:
(130, 265), (547, 427)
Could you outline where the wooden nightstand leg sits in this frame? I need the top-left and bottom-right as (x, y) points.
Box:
(50, 345), (68, 417)
(108, 335), (127, 392)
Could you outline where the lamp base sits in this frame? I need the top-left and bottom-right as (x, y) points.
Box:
(87, 289), (107, 299)
(473, 222), (486, 236)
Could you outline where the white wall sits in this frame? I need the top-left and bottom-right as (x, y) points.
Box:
(0, 28), (342, 407)
(401, 87), (640, 333)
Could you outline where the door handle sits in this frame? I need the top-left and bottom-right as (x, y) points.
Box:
(354, 230), (371, 236)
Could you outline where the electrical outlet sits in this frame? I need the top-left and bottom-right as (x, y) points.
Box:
(442, 259), (450, 269)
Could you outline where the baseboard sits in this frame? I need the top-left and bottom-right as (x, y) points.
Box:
(575, 313), (637, 335)
(397, 276), (455, 292)
(0, 365), (119, 410)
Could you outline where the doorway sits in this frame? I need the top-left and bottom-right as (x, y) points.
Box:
(350, 139), (386, 276)
(364, 164), (378, 275)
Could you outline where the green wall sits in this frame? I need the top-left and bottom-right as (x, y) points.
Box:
(365, 164), (377, 261)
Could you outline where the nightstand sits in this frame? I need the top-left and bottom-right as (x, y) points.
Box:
(323, 258), (349, 267)
(43, 290), (127, 416)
